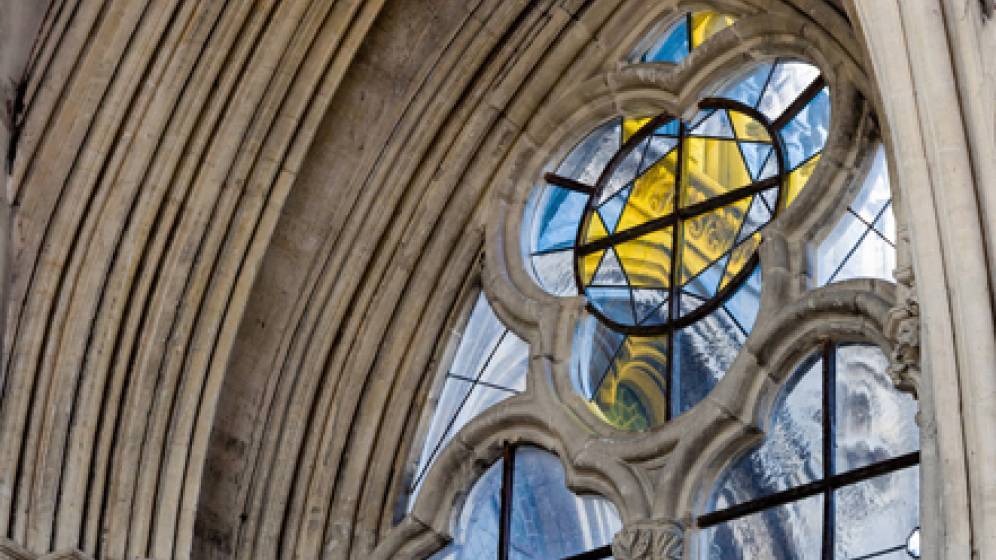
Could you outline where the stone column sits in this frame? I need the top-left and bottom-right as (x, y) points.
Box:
(611, 520), (684, 560)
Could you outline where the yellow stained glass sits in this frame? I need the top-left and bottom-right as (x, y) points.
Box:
(729, 111), (771, 142)
(584, 211), (608, 243)
(591, 337), (668, 431)
(719, 232), (762, 290)
(581, 249), (605, 284)
(623, 117), (652, 143)
(784, 153), (821, 208)
(614, 227), (672, 288)
(690, 12), (735, 49)
(681, 138), (751, 207)
(616, 150), (678, 232)
(680, 199), (751, 284)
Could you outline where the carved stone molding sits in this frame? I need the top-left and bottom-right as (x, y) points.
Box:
(611, 520), (684, 560)
(887, 224), (921, 400)
(885, 295), (921, 399)
(0, 539), (93, 560)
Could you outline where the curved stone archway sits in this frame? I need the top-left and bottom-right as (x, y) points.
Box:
(0, 1), (990, 559)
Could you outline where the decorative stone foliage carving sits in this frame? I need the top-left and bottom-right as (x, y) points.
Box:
(887, 225), (921, 399)
(611, 520), (684, 560)
(885, 295), (921, 399)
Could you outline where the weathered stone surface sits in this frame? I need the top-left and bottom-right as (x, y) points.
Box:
(0, 1), (991, 560)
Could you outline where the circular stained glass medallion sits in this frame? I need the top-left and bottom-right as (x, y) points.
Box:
(526, 58), (830, 430)
(571, 99), (783, 334)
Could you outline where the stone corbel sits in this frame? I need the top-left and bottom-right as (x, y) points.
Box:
(611, 520), (684, 560)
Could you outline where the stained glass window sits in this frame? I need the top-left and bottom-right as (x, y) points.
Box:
(430, 446), (622, 559)
(408, 292), (529, 509)
(699, 343), (920, 559)
(813, 145), (896, 286)
(526, 60), (830, 430)
(635, 11), (736, 64)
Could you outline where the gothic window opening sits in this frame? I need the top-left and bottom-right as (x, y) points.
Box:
(812, 145), (897, 286)
(407, 291), (529, 508)
(430, 445), (621, 560)
(634, 11), (735, 64)
(698, 343), (920, 559)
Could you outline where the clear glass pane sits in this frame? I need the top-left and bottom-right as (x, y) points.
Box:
(672, 298), (747, 416)
(716, 63), (774, 108)
(874, 200), (896, 244)
(711, 354), (823, 509)
(479, 330), (530, 392)
(413, 383), (518, 504)
(701, 494), (823, 559)
(531, 249), (577, 296)
(572, 315), (627, 399)
(779, 88), (830, 170)
(434, 458), (504, 559)
(850, 145), (891, 223)
(509, 447), (622, 559)
(834, 466), (920, 560)
(835, 344), (919, 472)
(757, 61), (821, 121)
(450, 294), (507, 378)
(813, 142), (896, 287)
(814, 210), (868, 286)
(827, 227), (896, 285)
(411, 293), (528, 504)
(557, 118), (621, 185)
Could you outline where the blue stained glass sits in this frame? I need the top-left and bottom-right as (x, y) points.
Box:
(639, 136), (679, 175)
(591, 249), (627, 286)
(691, 110), (735, 138)
(779, 88), (830, 170)
(601, 137), (649, 203)
(572, 316), (626, 399)
(587, 287), (635, 325)
(736, 195), (773, 244)
(633, 288), (670, 326)
(534, 186), (587, 253)
(723, 266), (761, 329)
(685, 256), (728, 300)
(657, 119), (681, 136)
(598, 186), (630, 233)
(758, 150), (779, 181)
(739, 143), (773, 181)
(716, 63), (774, 108)
(642, 18), (689, 63)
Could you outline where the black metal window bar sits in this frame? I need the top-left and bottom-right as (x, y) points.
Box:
(488, 444), (617, 560)
(696, 341), (920, 559)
